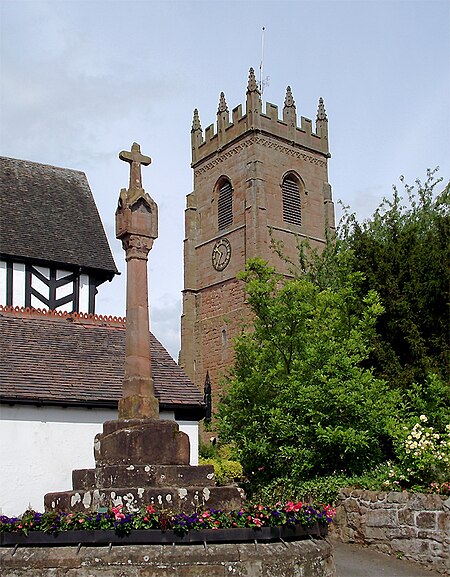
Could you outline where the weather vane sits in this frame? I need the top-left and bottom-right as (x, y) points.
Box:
(259, 26), (270, 100)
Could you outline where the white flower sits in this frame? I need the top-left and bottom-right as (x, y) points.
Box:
(419, 415), (428, 422)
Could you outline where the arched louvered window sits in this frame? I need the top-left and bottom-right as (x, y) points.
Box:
(218, 180), (233, 230)
(282, 176), (302, 226)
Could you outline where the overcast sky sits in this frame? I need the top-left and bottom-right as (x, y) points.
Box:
(1, 0), (449, 359)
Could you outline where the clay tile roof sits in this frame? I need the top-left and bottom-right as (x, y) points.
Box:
(0, 308), (205, 418)
(0, 156), (118, 276)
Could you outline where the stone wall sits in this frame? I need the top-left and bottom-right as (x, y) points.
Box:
(333, 489), (449, 574)
(0, 539), (335, 577)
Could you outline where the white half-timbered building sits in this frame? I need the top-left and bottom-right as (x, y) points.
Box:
(0, 156), (118, 313)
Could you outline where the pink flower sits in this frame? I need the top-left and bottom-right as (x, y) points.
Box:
(146, 505), (156, 514)
(112, 505), (125, 520)
(253, 518), (263, 527)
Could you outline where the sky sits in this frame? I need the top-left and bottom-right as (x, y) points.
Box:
(1, 0), (449, 359)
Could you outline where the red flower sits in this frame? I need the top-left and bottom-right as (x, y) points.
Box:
(285, 501), (303, 512)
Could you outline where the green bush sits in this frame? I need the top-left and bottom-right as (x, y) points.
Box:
(219, 258), (398, 486)
(199, 457), (243, 486)
(198, 439), (218, 460)
(248, 474), (350, 505)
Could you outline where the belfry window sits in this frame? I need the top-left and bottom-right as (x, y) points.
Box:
(282, 176), (302, 226)
(218, 180), (233, 230)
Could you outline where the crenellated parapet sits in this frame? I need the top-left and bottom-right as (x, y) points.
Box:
(191, 67), (329, 165)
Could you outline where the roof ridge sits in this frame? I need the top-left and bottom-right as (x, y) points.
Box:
(0, 305), (126, 327)
(0, 155), (85, 175)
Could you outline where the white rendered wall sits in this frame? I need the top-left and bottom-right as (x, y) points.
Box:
(12, 263), (25, 307)
(0, 263), (89, 312)
(55, 269), (73, 312)
(0, 261), (6, 304)
(79, 274), (90, 313)
(31, 265), (50, 309)
(0, 405), (198, 516)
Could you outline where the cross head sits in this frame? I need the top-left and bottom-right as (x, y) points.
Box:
(119, 142), (151, 190)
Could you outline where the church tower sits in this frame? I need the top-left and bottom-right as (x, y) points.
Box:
(180, 68), (334, 406)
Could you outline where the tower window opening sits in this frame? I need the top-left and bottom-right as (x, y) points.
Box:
(218, 180), (233, 230)
(282, 177), (302, 226)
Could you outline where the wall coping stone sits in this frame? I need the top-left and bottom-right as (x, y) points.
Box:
(0, 538), (335, 577)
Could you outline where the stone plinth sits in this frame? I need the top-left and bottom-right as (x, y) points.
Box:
(94, 419), (190, 466)
(44, 418), (244, 514)
(0, 539), (335, 577)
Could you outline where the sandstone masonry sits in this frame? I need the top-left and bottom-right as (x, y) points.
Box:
(0, 538), (335, 577)
(180, 68), (334, 403)
(333, 489), (450, 574)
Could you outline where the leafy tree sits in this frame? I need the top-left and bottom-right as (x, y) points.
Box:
(273, 169), (449, 421)
(340, 169), (449, 389)
(218, 259), (399, 487)
(218, 170), (449, 497)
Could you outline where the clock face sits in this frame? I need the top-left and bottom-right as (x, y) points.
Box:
(212, 238), (232, 271)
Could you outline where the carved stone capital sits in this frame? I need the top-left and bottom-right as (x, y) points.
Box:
(122, 234), (154, 260)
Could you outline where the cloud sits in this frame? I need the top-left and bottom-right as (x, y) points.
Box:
(150, 296), (182, 361)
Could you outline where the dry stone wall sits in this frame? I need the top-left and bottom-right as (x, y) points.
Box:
(333, 489), (449, 574)
(0, 538), (335, 577)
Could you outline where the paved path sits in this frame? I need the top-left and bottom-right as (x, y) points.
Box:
(333, 541), (443, 577)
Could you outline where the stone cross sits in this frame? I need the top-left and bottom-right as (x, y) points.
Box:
(119, 142), (151, 190)
(116, 142), (159, 420)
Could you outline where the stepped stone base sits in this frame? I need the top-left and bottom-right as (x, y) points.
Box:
(44, 418), (244, 514)
(72, 464), (215, 490)
(45, 485), (244, 513)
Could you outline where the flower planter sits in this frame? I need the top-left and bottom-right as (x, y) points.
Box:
(0, 523), (327, 547)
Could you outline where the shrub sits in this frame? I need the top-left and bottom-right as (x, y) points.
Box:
(199, 457), (243, 485)
(394, 415), (450, 486)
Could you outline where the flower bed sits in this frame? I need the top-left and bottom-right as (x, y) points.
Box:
(0, 502), (334, 546)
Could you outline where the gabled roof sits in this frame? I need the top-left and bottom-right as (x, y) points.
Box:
(0, 156), (118, 277)
(0, 307), (205, 420)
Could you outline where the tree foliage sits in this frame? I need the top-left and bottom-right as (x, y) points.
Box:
(340, 169), (449, 389)
(218, 259), (398, 486)
(218, 169), (449, 496)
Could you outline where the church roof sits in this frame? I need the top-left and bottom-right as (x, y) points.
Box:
(0, 156), (118, 277)
(0, 307), (205, 420)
